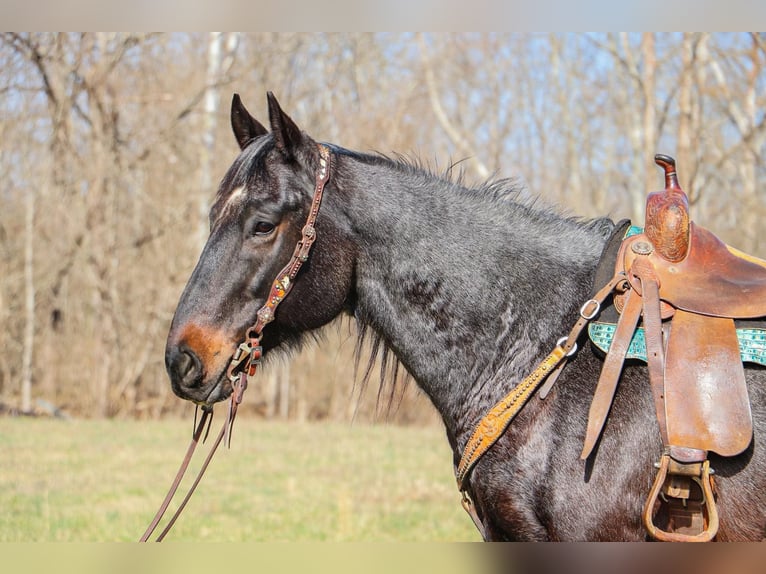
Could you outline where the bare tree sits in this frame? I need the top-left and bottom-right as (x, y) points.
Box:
(697, 34), (766, 251)
(417, 33), (490, 180)
(197, 32), (239, 251)
(20, 179), (35, 413)
(0, 33), (762, 423)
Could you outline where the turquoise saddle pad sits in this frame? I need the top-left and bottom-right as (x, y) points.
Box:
(588, 322), (766, 366)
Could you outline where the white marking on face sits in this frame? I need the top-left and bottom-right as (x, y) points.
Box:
(213, 186), (247, 224)
(226, 186), (246, 206)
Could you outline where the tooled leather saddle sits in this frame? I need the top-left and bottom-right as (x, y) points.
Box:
(583, 155), (766, 541)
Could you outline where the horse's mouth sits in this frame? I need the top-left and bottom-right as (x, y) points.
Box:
(173, 370), (234, 407)
(200, 373), (234, 406)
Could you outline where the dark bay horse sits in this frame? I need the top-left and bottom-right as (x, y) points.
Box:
(165, 92), (766, 541)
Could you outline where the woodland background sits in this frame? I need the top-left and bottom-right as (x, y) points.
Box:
(1, 32), (764, 423)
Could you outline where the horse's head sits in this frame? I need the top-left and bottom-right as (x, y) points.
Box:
(166, 92), (355, 405)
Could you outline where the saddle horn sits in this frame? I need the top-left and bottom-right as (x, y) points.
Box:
(654, 154), (681, 191)
(644, 154), (690, 263)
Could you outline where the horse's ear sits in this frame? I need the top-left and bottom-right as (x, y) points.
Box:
(266, 91), (303, 160)
(231, 93), (268, 150)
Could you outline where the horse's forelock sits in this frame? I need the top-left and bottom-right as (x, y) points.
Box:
(213, 136), (275, 211)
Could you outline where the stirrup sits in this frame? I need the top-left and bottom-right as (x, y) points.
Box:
(642, 453), (718, 542)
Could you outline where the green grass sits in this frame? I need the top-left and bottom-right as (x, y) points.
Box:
(0, 417), (480, 542)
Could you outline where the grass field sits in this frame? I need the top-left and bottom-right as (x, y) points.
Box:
(0, 416), (480, 542)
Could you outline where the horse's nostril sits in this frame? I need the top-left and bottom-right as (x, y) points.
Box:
(177, 351), (194, 377)
(170, 346), (203, 388)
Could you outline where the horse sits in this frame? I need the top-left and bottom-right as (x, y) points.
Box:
(164, 92), (766, 541)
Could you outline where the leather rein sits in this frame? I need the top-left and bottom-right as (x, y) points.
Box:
(139, 144), (332, 542)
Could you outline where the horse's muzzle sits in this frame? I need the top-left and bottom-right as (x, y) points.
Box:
(165, 345), (231, 405)
(165, 322), (239, 403)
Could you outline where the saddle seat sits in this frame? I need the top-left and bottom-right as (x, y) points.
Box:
(623, 223), (766, 319)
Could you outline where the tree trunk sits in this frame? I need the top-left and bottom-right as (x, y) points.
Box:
(279, 362), (291, 419)
(676, 33), (700, 201)
(641, 33), (657, 195)
(21, 186), (35, 413)
(417, 33), (490, 180)
(740, 36), (761, 252)
(198, 32), (224, 252)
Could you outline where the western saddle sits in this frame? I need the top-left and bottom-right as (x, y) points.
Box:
(456, 154), (766, 542)
(583, 154), (766, 541)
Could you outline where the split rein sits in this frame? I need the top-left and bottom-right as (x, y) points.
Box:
(139, 144), (332, 542)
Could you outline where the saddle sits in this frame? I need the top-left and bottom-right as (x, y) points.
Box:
(584, 155), (766, 541)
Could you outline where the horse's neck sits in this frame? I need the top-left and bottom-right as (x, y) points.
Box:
(337, 155), (611, 438)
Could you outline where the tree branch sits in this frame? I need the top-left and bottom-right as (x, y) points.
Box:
(417, 33), (489, 179)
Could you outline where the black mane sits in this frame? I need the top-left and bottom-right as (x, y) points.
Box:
(340, 148), (613, 417)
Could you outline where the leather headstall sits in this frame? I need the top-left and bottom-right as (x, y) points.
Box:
(140, 144), (333, 542)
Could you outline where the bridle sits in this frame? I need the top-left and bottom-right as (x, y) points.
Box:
(139, 143), (332, 542)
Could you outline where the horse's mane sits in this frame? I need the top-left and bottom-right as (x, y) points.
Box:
(342, 148), (611, 233)
(341, 148), (527, 204)
(342, 149), (613, 419)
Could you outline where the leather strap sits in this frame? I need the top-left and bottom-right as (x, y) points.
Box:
(139, 407), (213, 542)
(631, 257), (670, 446)
(539, 272), (627, 399)
(459, 486), (488, 540)
(456, 345), (567, 491)
(456, 272), (625, 492)
(580, 286), (643, 459)
(249, 145), (332, 335)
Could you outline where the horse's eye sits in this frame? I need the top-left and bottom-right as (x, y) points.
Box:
(252, 221), (276, 236)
